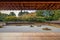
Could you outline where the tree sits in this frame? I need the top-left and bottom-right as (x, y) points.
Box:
(18, 10), (29, 16)
(43, 10), (54, 17)
(36, 10), (56, 21)
(43, 10), (54, 21)
(18, 10), (23, 16)
(9, 12), (16, 16)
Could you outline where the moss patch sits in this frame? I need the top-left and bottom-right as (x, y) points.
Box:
(42, 27), (51, 30)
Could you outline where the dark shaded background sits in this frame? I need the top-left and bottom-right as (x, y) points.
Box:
(0, 0), (60, 2)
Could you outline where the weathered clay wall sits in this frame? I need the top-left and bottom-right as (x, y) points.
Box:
(0, 33), (60, 40)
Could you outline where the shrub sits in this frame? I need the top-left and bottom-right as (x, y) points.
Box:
(36, 17), (46, 22)
(4, 16), (17, 22)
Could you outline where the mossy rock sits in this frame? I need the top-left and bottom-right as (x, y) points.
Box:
(30, 25), (34, 27)
(42, 27), (51, 30)
(0, 26), (3, 28)
(37, 25), (41, 27)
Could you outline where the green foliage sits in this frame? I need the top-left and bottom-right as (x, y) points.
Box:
(53, 10), (60, 20)
(9, 12), (16, 16)
(36, 10), (54, 21)
(0, 12), (8, 21)
(17, 17), (24, 21)
(4, 16), (17, 22)
(26, 17), (36, 22)
(0, 10), (60, 22)
(36, 17), (46, 22)
(36, 10), (43, 16)
(45, 16), (54, 21)
(43, 10), (54, 17)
